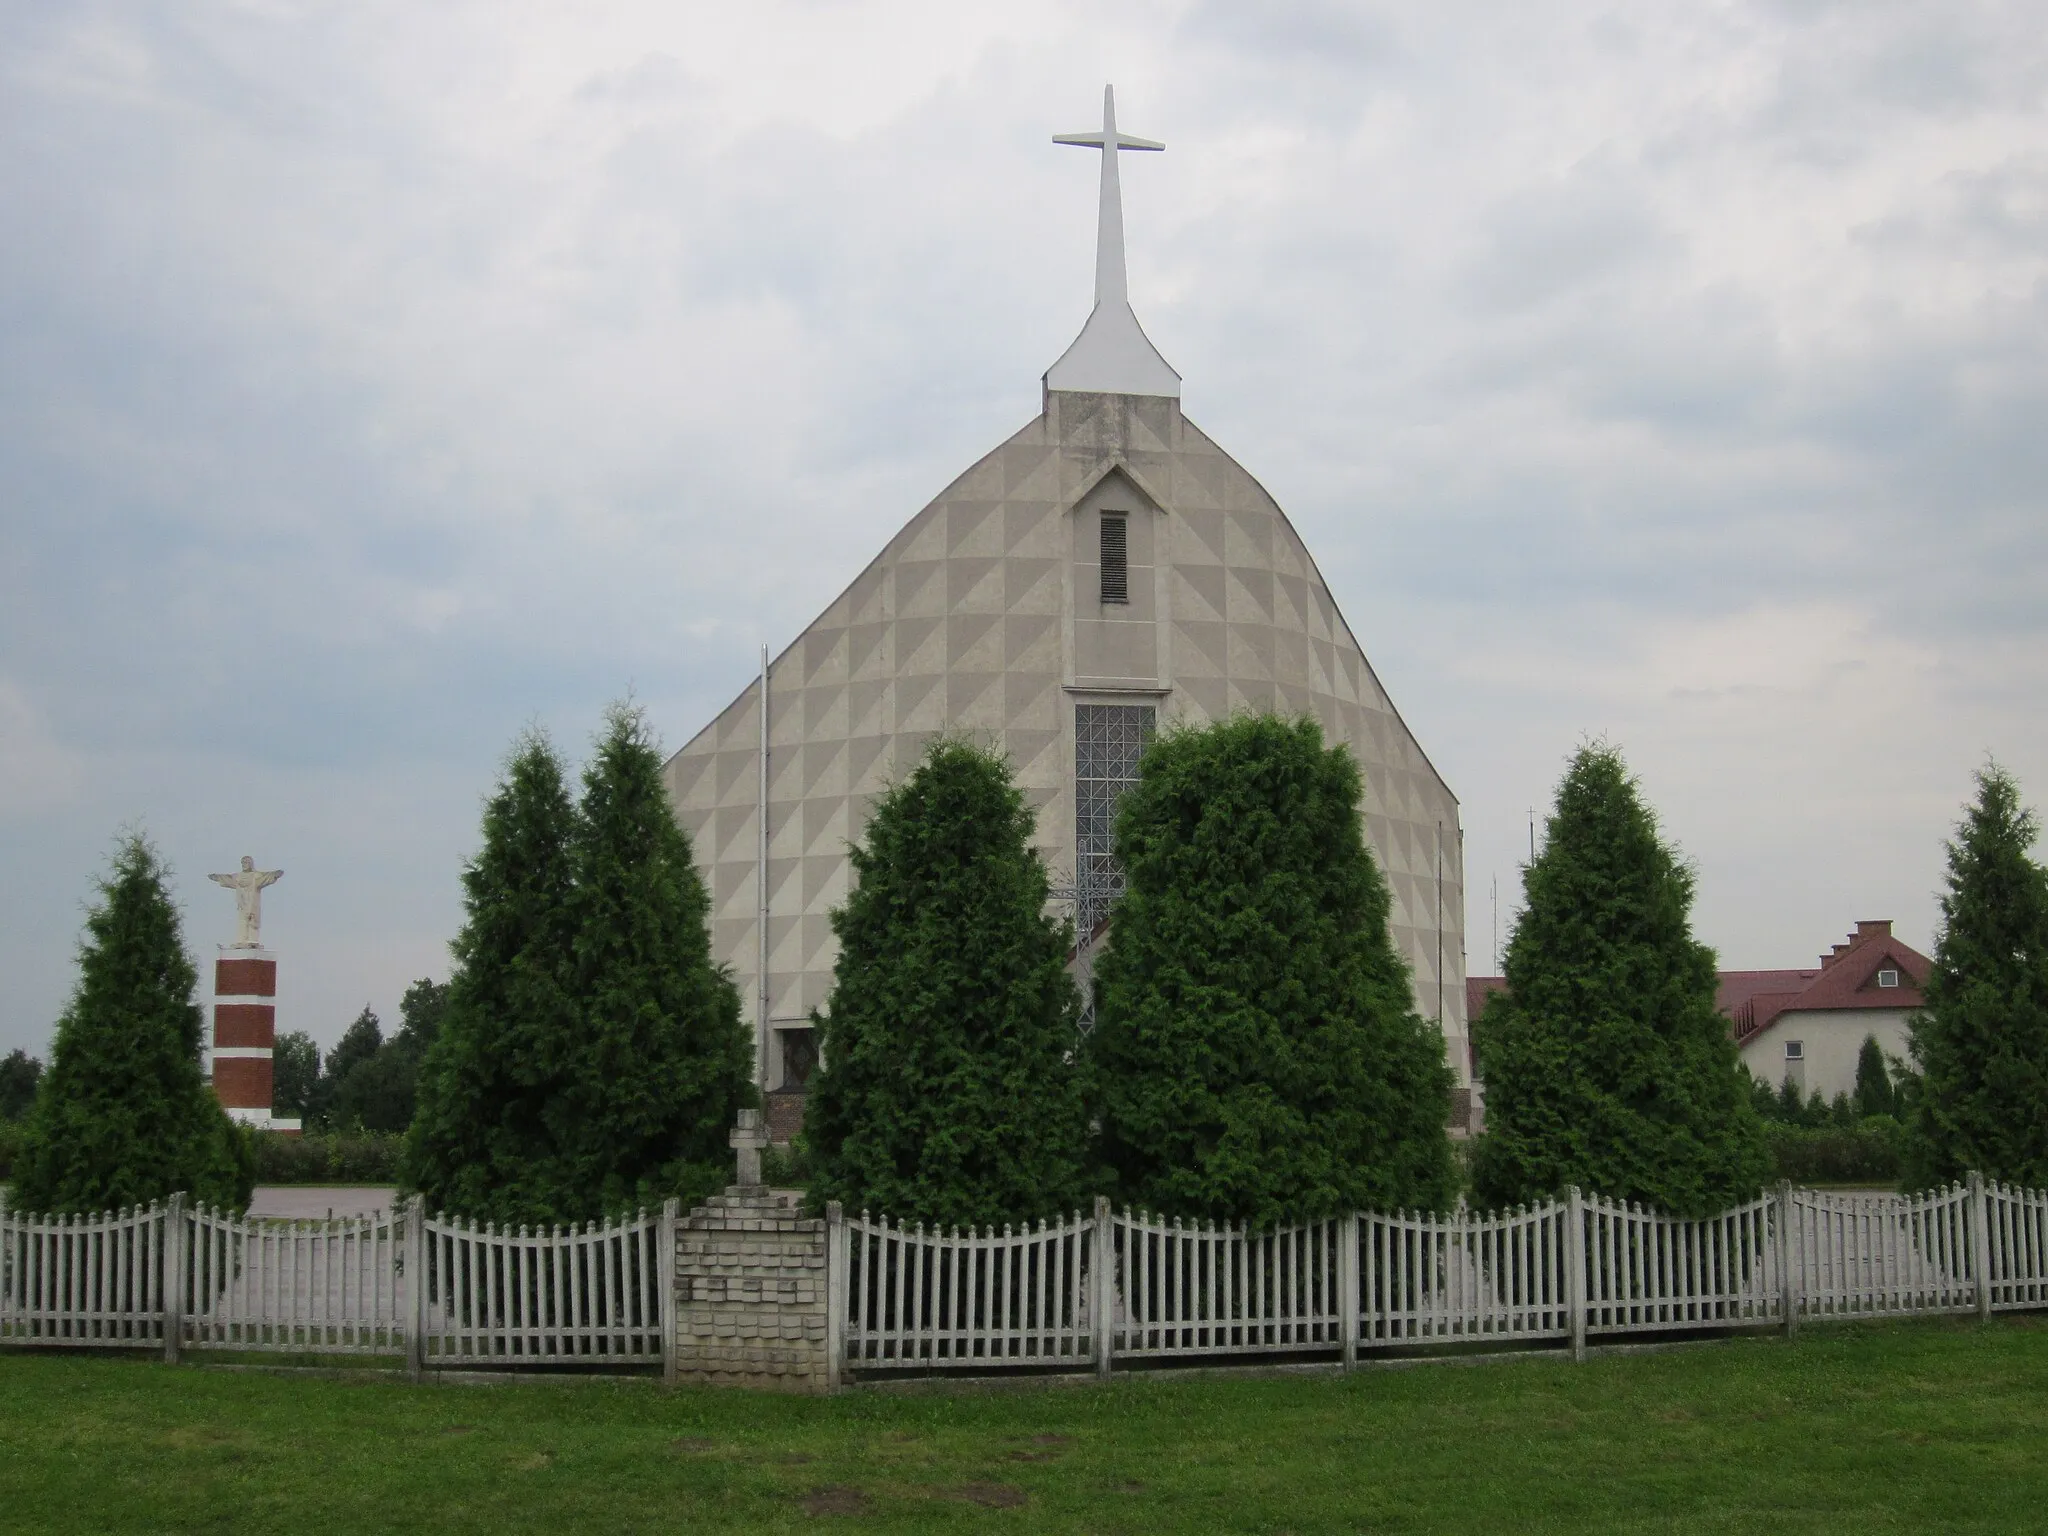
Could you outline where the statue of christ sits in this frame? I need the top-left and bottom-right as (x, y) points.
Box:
(210, 856), (283, 948)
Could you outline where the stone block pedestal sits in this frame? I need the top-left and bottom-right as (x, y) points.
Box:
(672, 1186), (837, 1392)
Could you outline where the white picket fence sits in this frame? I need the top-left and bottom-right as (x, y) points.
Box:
(839, 1178), (2048, 1374)
(0, 1200), (172, 1349)
(844, 1212), (1095, 1368)
(4, 1177), (2047, 1380)
(415, 1209), (666, 1367)
(185, 1203), (406, 1354)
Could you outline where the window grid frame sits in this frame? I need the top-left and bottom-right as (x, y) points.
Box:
(1075, 702), (1156, 929)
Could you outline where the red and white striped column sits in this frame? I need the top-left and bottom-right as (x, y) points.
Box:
(211, 950), (300, 1134)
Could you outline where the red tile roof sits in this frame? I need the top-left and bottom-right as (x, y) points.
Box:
(1727, 921), (1928, 1045)
(1465, 920), (1930, 1048)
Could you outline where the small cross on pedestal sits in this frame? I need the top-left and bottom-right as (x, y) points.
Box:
(729, 1107), (768, 1191)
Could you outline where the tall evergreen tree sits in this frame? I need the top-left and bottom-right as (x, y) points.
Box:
(309, 1007), (383, 1127)
(271, 1032), (320, 1121)
(1088, 716), (1457, 1227)
(806, 738), (1092, 1228)
(0, 1049), (42, 1121)
(11, 834), (252, 1214)
(1471, 745), (1770, 1216)
(559, 702), (754, 1216)
(1854, 1035), (1896, 1120)
(1905, 764), (2048, 1188)
(402, 730), (583, 1221)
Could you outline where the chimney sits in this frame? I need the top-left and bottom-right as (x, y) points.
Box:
(1823, 942), (1851, 970)
(1856, 919), (1892, 941)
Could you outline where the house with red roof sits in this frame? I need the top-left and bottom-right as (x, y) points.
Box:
(1724, 920), (1928, 1101)
(1465, 919), (1930, 1108)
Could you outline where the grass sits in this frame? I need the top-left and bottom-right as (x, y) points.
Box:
(2, 1317), (2045, 1533)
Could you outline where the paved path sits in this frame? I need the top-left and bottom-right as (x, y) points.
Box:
(248, 1185), (397, 1220)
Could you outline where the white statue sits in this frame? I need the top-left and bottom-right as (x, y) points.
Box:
(209, 856), (283, 948)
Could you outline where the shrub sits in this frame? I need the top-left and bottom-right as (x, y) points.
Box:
(1089, 715), (1457, 1225)
(1472, 745), (1770, 1217)
(1906, 763), (2048, 1189)
(806, 738), (1091, 1228)
(252, 1131), (403, 1185)
(11, 834), (252, 1214)
(1766, 1119), (1902, 1187)
(404, 708), (752, 1224)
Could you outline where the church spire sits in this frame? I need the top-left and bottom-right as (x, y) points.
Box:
(1045, 85), (1181, 399)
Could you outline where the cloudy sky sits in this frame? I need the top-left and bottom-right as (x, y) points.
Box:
(4, 1), (2044, 1058)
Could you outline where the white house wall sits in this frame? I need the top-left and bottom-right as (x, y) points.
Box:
(1739, 1009), (1915, 1103)
(663, 389), (1467, 1089)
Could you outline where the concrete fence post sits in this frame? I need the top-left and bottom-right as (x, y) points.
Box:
(1338, 1212), (1359, 1370)
(404, 1196), (427, 1382)
(659, 1198), (681, 1386)
(1971, 1171), (1993, 1321)
(1566, 1187), (1586, 1362)
(1777, 1181), (1798, 1339)
(825, 1201), (847, 1393)
(1093, 1196), (1114, 1380)
(162, 1193), (185, 1365)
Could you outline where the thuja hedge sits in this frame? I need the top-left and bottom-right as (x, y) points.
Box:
(252, 1131), (403, 1186)
(1765, 1120), (1903, 1187)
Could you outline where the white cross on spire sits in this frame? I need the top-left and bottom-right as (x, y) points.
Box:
(1044, 85), (1181, 399)
(1053, 84), (1163, 310)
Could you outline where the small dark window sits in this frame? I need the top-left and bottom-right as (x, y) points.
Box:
(778, 1028), (818, 1089)
(1876, 968), (1900, 989)
(1785, 1041), (1804, 1061)
(1099, 514), (1129, 604)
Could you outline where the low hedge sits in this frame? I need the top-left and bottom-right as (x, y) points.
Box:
(252, 1130), (402, 1185)
(1765, 1118), (1902, 1187)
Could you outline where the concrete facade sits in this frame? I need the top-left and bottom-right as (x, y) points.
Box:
(663, 387), (1467, 1100)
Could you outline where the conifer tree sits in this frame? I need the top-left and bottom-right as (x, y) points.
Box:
(12, 834), (252, 1214)
(560, 702), (753, 1216)
(0, 1050), (42, 1121)
(402, 730), (583, 1221)
(1088, 716), (1457, 1226)
(806, 738), (1091, 1228)
(1471, 745), (1769, 1216)
(1905, 764), (2048, 1188)
(271, 1032), (319, 1121)
(1854, 1035), (1895, 1120)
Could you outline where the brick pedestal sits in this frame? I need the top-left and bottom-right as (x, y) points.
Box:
(673, 1186), (835, 1392)
(211, 950), (300, 1133)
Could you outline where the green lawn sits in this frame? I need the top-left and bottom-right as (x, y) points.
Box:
(2, 1317), (2044, 1533)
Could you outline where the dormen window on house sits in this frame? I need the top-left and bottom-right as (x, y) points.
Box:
(1877, 968), (1900, 989)
(1100, 514), (1129, 604)
(1075, 703), (1154, 929)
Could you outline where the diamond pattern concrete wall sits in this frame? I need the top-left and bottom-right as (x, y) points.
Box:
(663, 390), (1467, 1089)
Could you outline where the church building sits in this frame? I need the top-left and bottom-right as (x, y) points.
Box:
(663, 90), (1468, 1137)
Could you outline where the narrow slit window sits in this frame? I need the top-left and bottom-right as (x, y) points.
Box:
(1099, 514), (1129, 604)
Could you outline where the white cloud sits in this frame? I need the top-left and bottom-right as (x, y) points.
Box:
(0, 680), (83, 815)
(2, 0), (2046, 1048)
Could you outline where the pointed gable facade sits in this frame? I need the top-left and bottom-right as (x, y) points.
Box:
(662, 388), (1467, 1108)
(661, 91), (1466, 1127)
